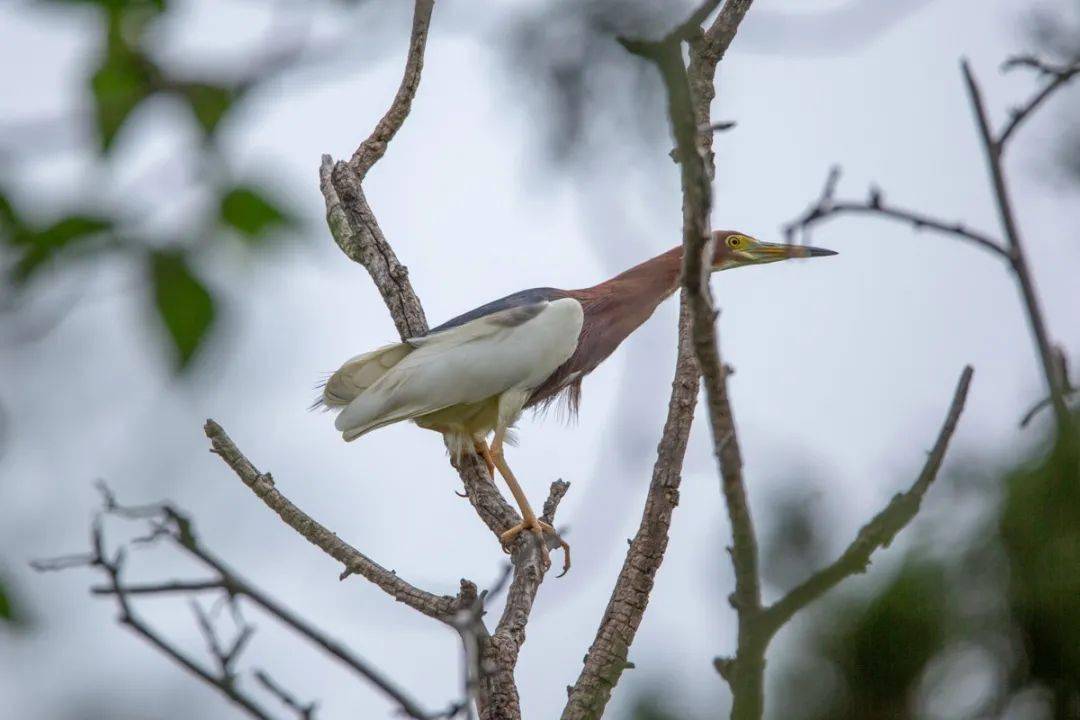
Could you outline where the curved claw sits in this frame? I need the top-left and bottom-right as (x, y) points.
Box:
(499, 520), (571, 576)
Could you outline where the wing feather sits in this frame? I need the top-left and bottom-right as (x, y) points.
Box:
(321, 343), (413, 407)
(334, 298), (583, 440)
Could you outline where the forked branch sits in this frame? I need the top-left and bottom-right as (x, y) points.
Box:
(33, 484), (449, 720)
(782, 166), (1008, 258)
(204, 419), (463, 621)
(623, 4), (976, 720)
(625, 18), (766, 715)
(316, 1), (571, 717)
(760, 366), (974, 633)
(786, 55), (1077, 434)
(998, 55), (1080, 149)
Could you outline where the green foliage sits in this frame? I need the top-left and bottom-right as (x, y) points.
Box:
(85, 1), (235, 150)
(5, 215), (113, 285)
(45, 0), (166, 10)
(149, 249), (215, 372)
(4, 0), (296, 377)
(999, 436), (1080, 695)
(626, 696), (686, 720)
(770, 423), (1080, 719)
(774, 560), (948, 720)
(90, 32), (157, 151)
(0, 580), (13, 623)
(220, 186), (292, 243)
(829, 562), (948, 716)
(0, 191), (20, 231)
(0, 575), (27, 627)
(177, 82), (236, 136)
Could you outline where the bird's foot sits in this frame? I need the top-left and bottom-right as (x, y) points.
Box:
(500, 519), (571, 577)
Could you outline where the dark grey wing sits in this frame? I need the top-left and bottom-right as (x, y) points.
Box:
(424, 287), (569, 335)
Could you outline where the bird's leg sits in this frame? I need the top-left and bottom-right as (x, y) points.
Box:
(474, 439), (496, 480)
(488, 434), (571, 576)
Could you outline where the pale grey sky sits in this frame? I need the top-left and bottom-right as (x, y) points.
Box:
(2, 1), (1078, 718)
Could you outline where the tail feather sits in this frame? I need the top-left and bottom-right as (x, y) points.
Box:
(313, 342), (413, 411)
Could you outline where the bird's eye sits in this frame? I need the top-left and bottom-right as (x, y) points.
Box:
(727, 236), (742, 248)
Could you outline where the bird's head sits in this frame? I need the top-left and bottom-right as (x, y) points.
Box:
(711, 230), (836, 271)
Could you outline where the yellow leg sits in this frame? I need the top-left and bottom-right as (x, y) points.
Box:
(488, 433), (571, 576)
(474, 439), (496, 480)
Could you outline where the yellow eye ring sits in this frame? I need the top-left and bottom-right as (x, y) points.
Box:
(727, 235), (743, 248)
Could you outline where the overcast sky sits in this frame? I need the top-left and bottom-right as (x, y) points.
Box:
(2, 1), (1078, 718)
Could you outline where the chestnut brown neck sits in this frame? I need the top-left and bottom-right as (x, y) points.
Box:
(567, 246), (685, 366)
(525, 247), (687, 411)
(598, 245), (684, 300)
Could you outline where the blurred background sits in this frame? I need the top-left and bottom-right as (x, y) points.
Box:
(2, 0), (1079, 718)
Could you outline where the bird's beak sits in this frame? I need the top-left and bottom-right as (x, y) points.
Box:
(744, 241), (837, 263)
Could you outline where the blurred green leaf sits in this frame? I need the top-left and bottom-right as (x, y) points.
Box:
(149, 249), (215, 372)
(1000, 434), (1080, 691)
(220, 186), (291, 242)
(780, 560), (950, 720)
(9, 215), (112, 284)
(90, 37), (155, 151)
(0, 191), (20, 233)
(0, 578), (17, 625)
(45, 0), (166, 9)
(840, 562), (947, 702)
(626, 695), (687, 720)
(177, 82), (235, 136)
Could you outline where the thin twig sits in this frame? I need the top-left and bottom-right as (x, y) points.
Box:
(1020, 347), (1076, 428)
(784, 55), (1075, 436)
(562, 3), (755, 718)
(255, 670), (318, 720)
(191, 598), (254, 684)
(91, 579), (226, 595)
(38, 485), (455, 720)
(760, 366), (974, 633)
(998, 55), (1080, 148)
(203, 419), (459, 622)
(37, 520), (281, 720)
(782, 166), (1009, 257)
(961, 59), (1072, 433)
(561, 299), (701, 720)
(663, 14), (767, 717)
(318, 2), (573, 716)
(349, 0), (436, 178)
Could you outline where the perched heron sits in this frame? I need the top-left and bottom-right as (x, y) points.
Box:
(319, 231), (835, 572)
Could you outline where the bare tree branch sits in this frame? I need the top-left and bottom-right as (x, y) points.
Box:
(960, 59), (1072, 433)
(998, 55), (1080, 148)
(627, 18), (768, 714)
(254, 669), (318, 720)
(1019, 347), (1077, 428)
(760, 366), (974, 632)
(316, 2), (579, 716)
(36, 483), (455, 720)
(562, 3), (756, 718)
(783, 166), (1010, 257)
(561, 300), (700, 720)
(91, 579), (226, 595)
(349, 0), (436, 178)
(34, 519), (282, 720)
(204, 419), (461, 622)
(191, 597), (254, 685)
(785, 55), (1076, 436)
(615, 6), (978, 720)
(690, 0), (756, 177)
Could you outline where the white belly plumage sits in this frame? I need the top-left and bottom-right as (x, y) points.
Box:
(325, 298), (584, 444)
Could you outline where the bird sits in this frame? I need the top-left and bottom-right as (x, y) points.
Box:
(318, 231), (835, 573)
